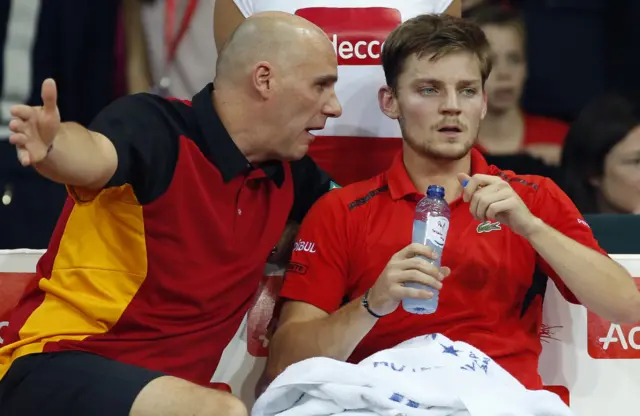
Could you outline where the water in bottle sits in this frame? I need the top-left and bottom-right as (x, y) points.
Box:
(402, 185), (451, 314)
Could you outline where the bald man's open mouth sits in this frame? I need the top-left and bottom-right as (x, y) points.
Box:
(303, 127), (324, 142)
(305, 126), (324, 135)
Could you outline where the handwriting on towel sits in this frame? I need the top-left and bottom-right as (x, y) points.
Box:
(462, 351), (491, 374)
(389, 392), (423, 409)
(373, 361), (436, 372)
(372, 346), (492, 375)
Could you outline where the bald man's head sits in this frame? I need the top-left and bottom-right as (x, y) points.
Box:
(211, 12), (341, 162)
(215, 11), (334, 84)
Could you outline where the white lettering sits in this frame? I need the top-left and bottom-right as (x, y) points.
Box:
(600, 324), (627, 349)
(337, 37), (353, 59)
(354, 41), (368, 59)
(293, 239), (317, 253)
(577, 218), (590, 228)
(0, 321), (8, 344)
(630, 327), (640, 349)
(331, 34), (385, 61)
(368, 40), (381, 59)
(259, 334), (270, 349)
(599, 323), (640, 350)
(332, 34), (340, 55)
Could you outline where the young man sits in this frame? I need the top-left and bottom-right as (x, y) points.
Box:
(0, 12), (340, 416)
(264, 14), (640, 392)
(214, 0), (461, 186)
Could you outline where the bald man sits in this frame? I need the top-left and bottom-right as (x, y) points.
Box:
(0, 12), (341, 416)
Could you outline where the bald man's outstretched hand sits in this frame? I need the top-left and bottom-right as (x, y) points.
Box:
(7, 78), (119, 190)
(9, 78), (60, 166)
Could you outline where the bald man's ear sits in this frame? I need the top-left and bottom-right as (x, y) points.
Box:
(253, 61), (275, 99)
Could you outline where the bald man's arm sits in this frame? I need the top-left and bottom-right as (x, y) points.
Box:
(214, 0), (246, 53)
(444, 0), (462, 17)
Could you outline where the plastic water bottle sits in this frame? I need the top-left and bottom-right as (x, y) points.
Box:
(402, 185), (451, 314)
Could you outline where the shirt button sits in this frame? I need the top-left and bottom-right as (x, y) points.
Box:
(237, 208), (242, 215)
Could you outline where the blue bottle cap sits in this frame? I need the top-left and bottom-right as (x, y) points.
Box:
(426, 185), (445, 199)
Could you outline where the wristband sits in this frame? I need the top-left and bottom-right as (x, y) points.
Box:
(361, 289), (387, 319)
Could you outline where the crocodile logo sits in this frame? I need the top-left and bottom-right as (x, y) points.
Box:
(476, 221), (501, 233)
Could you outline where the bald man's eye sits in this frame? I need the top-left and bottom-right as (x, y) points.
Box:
(315, 77), (336, 91)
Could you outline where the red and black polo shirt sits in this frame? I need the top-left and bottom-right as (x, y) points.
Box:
(0, 83), (330, 385)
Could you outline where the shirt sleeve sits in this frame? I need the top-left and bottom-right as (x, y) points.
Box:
(86, 93), (178, 205)
(288, 155), (333, 223)
(533, 177), (609, 304)
(280, 191), (350, 313)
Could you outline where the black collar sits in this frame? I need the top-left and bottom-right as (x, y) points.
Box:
(191, 83), (284, 187)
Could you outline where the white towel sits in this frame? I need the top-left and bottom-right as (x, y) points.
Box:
(252, 333), (573, 416)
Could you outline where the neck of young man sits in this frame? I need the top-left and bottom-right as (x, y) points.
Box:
(402, 144), (472, 203)
(477, 107), (524, 154)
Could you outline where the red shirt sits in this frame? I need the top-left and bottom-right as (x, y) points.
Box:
(523, 114), (569, 146)
(282, 149), (606, 390)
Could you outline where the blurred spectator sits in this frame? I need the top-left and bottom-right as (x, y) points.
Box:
(468, 4), (568, 165)
(561, 93), (640, 214)
(124, 0), (216, 98)
(0, 0), (121, 249)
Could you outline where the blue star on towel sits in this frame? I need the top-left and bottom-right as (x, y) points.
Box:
(441, 344), (460, 356)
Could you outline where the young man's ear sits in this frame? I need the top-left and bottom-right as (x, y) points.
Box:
(378, 86), (400, 120)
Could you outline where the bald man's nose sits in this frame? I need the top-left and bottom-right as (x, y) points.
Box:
(324, 94), (342, 118)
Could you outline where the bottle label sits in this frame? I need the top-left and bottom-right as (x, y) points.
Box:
(426, 216), (449, 248)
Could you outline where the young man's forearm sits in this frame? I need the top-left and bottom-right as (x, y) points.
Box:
(527, 218), (640, 323)
(34, 122), (117, 189)
(266, 297), (377, 379)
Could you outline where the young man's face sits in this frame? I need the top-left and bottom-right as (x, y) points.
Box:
(380, 51), (487, 161)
